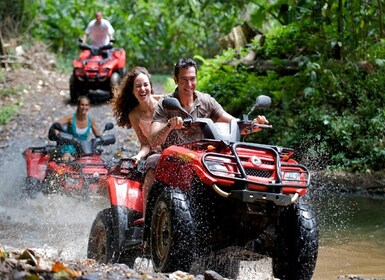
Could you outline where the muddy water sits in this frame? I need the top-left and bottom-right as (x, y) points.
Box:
(2, 161), (384, 280)
(312, 195), (385, 279)
(0, 150), (110, 260)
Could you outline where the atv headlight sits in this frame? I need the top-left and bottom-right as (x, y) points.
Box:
(101, 68), (110, 75)
(206, 161), (229, 175)
(75, 68), (85, 77)
(281, 171), (301, 181)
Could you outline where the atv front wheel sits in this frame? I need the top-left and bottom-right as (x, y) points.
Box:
(150, 188), (196, 273)
(87, 209), (119, 263)
(272, 199), (318, 280)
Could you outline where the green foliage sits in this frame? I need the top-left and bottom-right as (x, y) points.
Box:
(307, 61), (385, 171)
(251, 20), (327, 60)
(0, 0), (33, 37)
(2, 0), (385, 173)
(24, 0), (243, 73)
(0, 71), (23, 125)
(0, 105), (16, 125)
(164, 77), (177, 94)
(197, 28), (385, 172)
(195, 50), (262, 117)
(0, 87), (20, 97)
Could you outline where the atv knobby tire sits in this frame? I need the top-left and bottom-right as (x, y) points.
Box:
(272, 200), (318, 280)
(150, 188), (196, 273)
(110, 72), (121, 89)
(87, 208), (119, 264)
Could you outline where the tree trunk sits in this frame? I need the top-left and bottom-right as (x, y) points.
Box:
(0, 30), (7, 68)
(378, 0), (384, 38)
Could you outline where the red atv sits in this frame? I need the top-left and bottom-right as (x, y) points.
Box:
(87, 95), (318, 279)
(69, 39), (126, 103)
(23, 122), (116, 199)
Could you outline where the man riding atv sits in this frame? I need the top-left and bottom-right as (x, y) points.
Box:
(83, 11), (114, 48)
(143, 58), (268, 214)
(86, 58), (318, 279)
(69, 11), (125, 103)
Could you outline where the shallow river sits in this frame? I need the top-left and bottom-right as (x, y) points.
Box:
(312, 192), (385, 279)
(0, 145), (384, 279)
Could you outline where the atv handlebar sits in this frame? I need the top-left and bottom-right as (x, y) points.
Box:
(240, 121), (273, 129)
(48, 122), (116, 156)
(163, 96), (272, 142)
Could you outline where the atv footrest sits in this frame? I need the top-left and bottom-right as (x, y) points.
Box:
(123, 226), (143, 247)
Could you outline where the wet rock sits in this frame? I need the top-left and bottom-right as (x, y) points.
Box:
(195, 275), (205, 280)
(203, 270), (224, 280)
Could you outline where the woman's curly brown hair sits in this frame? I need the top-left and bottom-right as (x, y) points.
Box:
(110, 66), (154, 128)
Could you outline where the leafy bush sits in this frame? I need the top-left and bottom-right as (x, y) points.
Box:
(0, 70), (22, 125)
(0, 105), (16, 125)
(196, 28), (385, 172)
(25, 0), (243, 73)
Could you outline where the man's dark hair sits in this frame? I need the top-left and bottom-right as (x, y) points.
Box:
(174, 58), (197, 78)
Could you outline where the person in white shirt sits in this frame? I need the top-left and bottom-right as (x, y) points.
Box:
(82, 11), (114, 48)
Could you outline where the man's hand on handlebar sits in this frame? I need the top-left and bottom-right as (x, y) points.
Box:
(241, 115), (271, 135)
(166, 116), (184, 130)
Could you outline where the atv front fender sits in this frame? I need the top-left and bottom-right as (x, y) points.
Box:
(110, 205), (130, 249)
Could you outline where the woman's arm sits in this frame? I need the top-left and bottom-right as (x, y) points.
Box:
(91, 119), (102, 137)
(54, 115), (72, 134)
(57, 115), (72, 125)
(129, 112), (152, 162)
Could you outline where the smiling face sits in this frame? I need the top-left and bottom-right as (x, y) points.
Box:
(77, 97), (90, 116)
(175, 66), (197, 98)
(133, 73), (152, 102)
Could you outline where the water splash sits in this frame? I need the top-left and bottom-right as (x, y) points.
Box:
(0, 150), (109, 261)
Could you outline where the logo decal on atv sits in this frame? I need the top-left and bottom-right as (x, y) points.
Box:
(177, 152), (196, 162)
(251, 156), (262, 166)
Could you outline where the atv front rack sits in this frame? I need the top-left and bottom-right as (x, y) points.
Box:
(200, 141), (310, 191)
(58, 160), (110, 182)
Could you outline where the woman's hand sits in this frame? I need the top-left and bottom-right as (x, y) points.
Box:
(131, 154), (142, 166)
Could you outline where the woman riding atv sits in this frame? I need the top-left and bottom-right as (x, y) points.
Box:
(55, 96), (102, 160)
